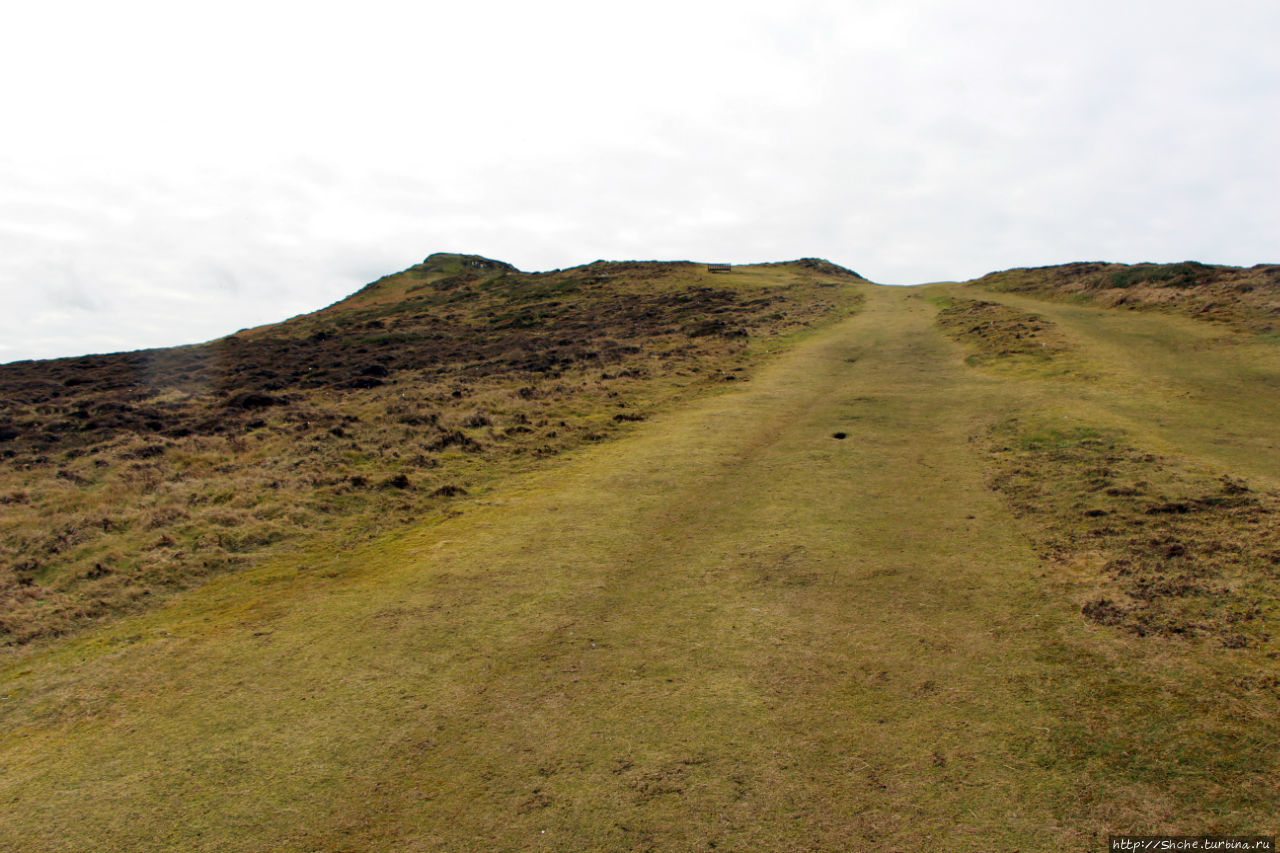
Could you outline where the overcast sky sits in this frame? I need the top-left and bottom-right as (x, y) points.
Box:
(2, 0), (1278, 363)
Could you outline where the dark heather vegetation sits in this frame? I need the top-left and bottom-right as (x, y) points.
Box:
(933, 297), (1071, 368)
(974, 260), (1280, 333)
(936, 284), (1280, 650)
(986, 421), (1280, 648)
(0, 253), (862, 646)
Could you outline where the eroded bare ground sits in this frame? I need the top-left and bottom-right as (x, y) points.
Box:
(0, 255), (862, 647)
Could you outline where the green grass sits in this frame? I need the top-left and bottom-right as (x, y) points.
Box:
(954, 285), (1280, 483)
(0, 259), (860, 647)
(1, 278), (1278, 850)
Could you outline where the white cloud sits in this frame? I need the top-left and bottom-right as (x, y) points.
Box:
(1, 0), (1278, 361)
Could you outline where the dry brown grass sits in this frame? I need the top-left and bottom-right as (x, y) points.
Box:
(0, 256), (862, 649)
(985, 420), (1280, 647)
(933, 296), (1073, 368)
(974, 260), (1280, 333)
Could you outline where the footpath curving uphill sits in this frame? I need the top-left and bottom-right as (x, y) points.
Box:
(2, 284), (1277, 850)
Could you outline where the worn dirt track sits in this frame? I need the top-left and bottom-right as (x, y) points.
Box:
(1, 285), (1272, 850)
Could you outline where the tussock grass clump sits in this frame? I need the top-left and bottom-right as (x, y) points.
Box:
(934, 297), (1072, 371)
(986, 418), (1280, 648)
(980, 415), (1280, 827)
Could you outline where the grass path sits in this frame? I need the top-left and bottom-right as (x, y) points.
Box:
(958, 286), (1280, 486)
(2, 285), (1271, 850)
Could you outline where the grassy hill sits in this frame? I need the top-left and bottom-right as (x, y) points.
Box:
(0, 254), (861, 646)
(975, 260), (1280, 333)
(1, 257), (1278, 850)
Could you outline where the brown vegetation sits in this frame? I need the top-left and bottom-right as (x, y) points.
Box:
(0, 254), (861, 647)
(974, 261), (1280, 332)
(986, 421), (1280, 649)
(934, 297), (1070, 367)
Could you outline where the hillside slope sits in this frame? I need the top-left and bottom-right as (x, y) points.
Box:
(0, 255), (860, 646)
(974, 260), (1280, 332)
(3, 277), (1279, 850)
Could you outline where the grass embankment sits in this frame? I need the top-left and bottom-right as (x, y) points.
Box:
(0, 256), (860, 647)
(1, 282), (1277, 850)
(975, 260), (1280, 333)
(960, 282), (1280, 482)
(930, 280), (1280, 839)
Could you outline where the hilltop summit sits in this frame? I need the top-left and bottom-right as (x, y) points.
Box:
(419, 252), (519, 274)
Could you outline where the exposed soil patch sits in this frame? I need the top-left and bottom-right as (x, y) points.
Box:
(985, 421), (1280, 647)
